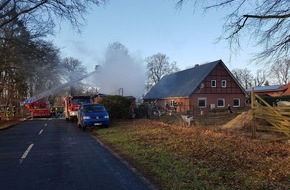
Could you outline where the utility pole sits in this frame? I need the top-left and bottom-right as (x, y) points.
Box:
(119, 88), (123, 96)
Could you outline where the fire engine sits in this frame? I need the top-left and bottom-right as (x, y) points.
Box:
(21, 66), (99, 118)
(24, 100), (51, 118)
(63, 95), (92, 121)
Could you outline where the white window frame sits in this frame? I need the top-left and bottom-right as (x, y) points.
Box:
(211, 80), (216, 87)
(217, 98), (225, 107)
(198, 97), (207, 108)
(170, 100), (175, 107)
(221, 80), (227, 88)
(233, 98), (240, 107)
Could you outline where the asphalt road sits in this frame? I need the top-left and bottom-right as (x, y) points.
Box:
(0, 118), (154, 190)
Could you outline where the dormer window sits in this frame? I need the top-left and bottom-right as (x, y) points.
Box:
(211, 80), (216, 87)
(221, 80), (227, 88)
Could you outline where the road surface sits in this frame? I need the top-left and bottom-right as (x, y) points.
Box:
(0, 118), (154, 190)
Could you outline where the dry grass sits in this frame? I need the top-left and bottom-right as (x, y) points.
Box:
(0, 118), (20, 130)
(93, 119), (290, 190)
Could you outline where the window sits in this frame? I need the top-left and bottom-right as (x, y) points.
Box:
(217, 98), (225, 107)
(221, 80), (226, 88)
(198, 98), (206, 108)
(170, 100), (175, 107)
(211, 80), (216, 87)
(233, 98), (240, 107)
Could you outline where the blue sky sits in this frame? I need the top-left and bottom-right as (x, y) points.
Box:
(51, 0), (259, 74)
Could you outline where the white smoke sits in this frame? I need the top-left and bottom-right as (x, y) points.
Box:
(89, 42), (146, 98)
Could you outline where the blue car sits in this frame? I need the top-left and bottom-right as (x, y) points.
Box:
(77, 103), (110, 130)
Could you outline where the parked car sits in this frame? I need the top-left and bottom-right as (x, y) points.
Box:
(77, 103), (110, 130)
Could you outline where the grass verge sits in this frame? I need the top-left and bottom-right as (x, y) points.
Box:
(92, 119), (290, 190)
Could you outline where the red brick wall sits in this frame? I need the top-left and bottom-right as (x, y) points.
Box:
(189, 63), (246, 112)
(190, 93), (245, 112)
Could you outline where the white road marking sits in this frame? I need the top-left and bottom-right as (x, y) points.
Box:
(44, 123), (47, 127)
(20, 144), (34, 164)
(39, 129), (43, 135)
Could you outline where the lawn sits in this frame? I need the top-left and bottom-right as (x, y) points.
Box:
(92, 119), (290, 190)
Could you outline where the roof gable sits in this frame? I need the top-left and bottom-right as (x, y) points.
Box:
(144, 60), (224, 99)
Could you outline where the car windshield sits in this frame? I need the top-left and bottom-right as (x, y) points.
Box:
(83, 105), (106, 112)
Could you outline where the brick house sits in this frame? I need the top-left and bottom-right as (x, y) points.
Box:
(143, 60), (247, 113)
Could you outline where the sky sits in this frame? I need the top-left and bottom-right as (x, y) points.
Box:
(49, 0), (261, 97)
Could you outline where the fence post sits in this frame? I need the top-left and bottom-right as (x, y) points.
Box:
(251, 88), (256, 139)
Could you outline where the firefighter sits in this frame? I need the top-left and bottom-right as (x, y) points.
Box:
(50, 107), (56, 117)
(12, 106), (16, 116)
(227, 104), (233, 114)
(6, 106), (11, 121)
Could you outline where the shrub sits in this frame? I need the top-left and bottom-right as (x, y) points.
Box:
(101, 95), (134, 120)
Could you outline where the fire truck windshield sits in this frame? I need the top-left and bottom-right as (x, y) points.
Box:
(72, 99), (91, 105)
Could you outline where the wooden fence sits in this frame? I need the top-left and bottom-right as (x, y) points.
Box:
(251, 92), (290, 139)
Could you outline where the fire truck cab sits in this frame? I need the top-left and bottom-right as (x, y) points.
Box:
(64, 96), (92, 121)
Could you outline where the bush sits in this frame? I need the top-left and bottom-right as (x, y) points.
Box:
(101, 95), (134, 120)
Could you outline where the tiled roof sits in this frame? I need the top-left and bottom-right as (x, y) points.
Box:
(144, 60), (223, 99)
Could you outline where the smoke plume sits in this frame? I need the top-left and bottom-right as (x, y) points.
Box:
(90, 42), (146, 98)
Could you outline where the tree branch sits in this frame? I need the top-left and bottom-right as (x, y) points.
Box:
(0, 0), (48, 28)
(244, 13), (290, 19)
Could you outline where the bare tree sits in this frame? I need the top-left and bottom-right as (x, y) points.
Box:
(146, 53), (179, 91)
(106, 42), (129, 55)
(0, 0), (106, 30)
(28, 42), (61, 93)
(61, 57), (87, 96)
(269, 59), (290, 84)
(254, 69), (266, 86)
(175, 0), (290, 64)
(231, 68), (253, 90)
(0, 0), (107, 105)
(0, 16), (60, 105)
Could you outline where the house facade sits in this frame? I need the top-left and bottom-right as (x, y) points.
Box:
(143, 60), (247, 113)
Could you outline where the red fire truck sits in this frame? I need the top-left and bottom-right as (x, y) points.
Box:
(21, 66), (99, 119)
(25, 100), (51, 118)
(63, 95), (92, 121)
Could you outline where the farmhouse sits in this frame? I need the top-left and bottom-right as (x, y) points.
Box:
(143, 60), (247, 113)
